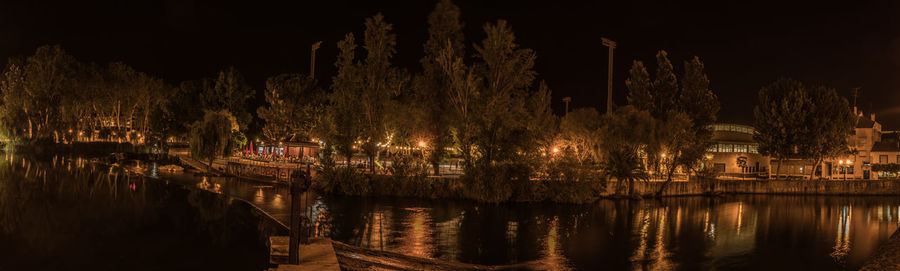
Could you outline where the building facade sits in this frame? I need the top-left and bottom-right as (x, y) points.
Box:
(708, 109), (900, 180)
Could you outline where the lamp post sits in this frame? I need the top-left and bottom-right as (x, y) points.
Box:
(310, 41), (322, 78)
(562, 97), (571, 116)
(839, 160), (852, 180)
(601, 37), (616, 115)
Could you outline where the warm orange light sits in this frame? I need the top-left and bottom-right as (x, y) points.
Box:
(418, 141), (426, 148)
(661, 153), (666, 158)
(552, 148), (560, 153)
(839, 160), (844, 165)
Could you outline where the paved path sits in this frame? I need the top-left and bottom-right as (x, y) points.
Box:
(860, 228), (900, 270)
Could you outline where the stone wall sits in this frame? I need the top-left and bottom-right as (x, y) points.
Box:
(631, 179), (900, 196)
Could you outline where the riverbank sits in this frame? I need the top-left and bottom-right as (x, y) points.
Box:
(314, 168), (900, 204)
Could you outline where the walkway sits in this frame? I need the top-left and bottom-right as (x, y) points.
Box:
(861, 229), (900, 270)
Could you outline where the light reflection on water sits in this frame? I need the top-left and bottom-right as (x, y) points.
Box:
(309, 196), (900, 270)
(147, 163), (900, 270)
(0, 154), (275, 270)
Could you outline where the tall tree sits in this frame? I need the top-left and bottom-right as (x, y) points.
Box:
(754, 78), (854, 179)
(328, 33), (364, 166)
(205, 67), (254, 130)
(436, 43), (480, 169)
(625, 51), (719, 196)
(362, 14), (406, 172)
(754, 78), (809, 178)
(257, 74), (322, 143)
(472, 19), (536, 166)
(799, 85), (855, 179)
(413, 0), (465, 175)
(21, 45), (78, 140)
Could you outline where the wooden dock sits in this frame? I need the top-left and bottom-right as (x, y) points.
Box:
(268, 237), (341, 271)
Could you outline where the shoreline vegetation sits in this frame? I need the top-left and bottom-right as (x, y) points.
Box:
(12, 141), (900, 204)
(0, 1), (871, 207)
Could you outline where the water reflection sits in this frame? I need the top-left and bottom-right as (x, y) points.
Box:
(311, 196), (900, 270)
(0, 154), (276, 271)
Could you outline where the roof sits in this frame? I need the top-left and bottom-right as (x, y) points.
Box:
(856, 116), (876, 128)
(871, 141), (900, 152)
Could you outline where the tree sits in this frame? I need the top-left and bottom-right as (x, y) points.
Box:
(754, 78), (810, 178)
(20, 45), (79, 140)
(413, 0), (465, 175)
(754, 78), (854, 179)
(471, 19), (536, 166)
(204, 67), (254, 130)
(799, 85), (855, 179)
(436, 42), (480, 169)
(559, 107), (602, 162)
(326, 14), (407, 173)
(358, 14), (406, 173)
(625, 51), (719, 196)
(0, 61), (28, 139)
(257, 73), (322, 143)
(189, 110), (240, 173)
(599, 106), (655, 196)
(327, 33), (364, 167)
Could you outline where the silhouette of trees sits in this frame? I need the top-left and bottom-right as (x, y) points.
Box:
(754, 78), (854, 179)
(626, 51), (719, 196)
(257, 74), (322, 143)
(190, 110), (240, 172)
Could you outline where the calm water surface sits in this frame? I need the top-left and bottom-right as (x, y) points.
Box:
(177, 172), (900, 270)
(0, 154), (276, 271)
(3, 153), (899, 271)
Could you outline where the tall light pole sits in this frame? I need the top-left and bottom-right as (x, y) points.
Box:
(562, 97), (571, 116)
(310, 41), (322, 78)
(601, 37), (616, 115)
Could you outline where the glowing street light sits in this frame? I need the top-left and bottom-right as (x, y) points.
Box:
(418, 141), (426, 148)
(552, 147), (560, 153)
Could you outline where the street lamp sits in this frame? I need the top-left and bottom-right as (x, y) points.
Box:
(562, 97), (572, 116)
(601, 37), (616, 115)
(839, 160), (852, 180)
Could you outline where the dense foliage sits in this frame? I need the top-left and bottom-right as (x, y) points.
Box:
(753, 78), (855, 179)
(9, 0), (854, 202)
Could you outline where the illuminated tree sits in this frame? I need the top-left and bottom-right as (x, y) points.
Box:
(413, 0), (465, 175)
(190, 110), (240, 173)
(626, 51), (719, 196)
(257, 74), (322, 143)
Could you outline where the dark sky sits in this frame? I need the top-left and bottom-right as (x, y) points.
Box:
(2, 0), (900, 127)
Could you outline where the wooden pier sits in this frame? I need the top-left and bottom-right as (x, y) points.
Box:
(268, 237), (341, 271)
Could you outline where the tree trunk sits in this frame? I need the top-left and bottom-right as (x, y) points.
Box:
(775, 159), (782, 180)
(656, 155), (680, 197)
(808, 158), (820, 180)
(627, 177), (634, 197)
(432, 161), (440, 176)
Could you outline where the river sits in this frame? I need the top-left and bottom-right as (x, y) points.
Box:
(3, 153), (899, 270)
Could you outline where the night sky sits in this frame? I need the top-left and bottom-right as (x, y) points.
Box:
(2, 0), (899, 127)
